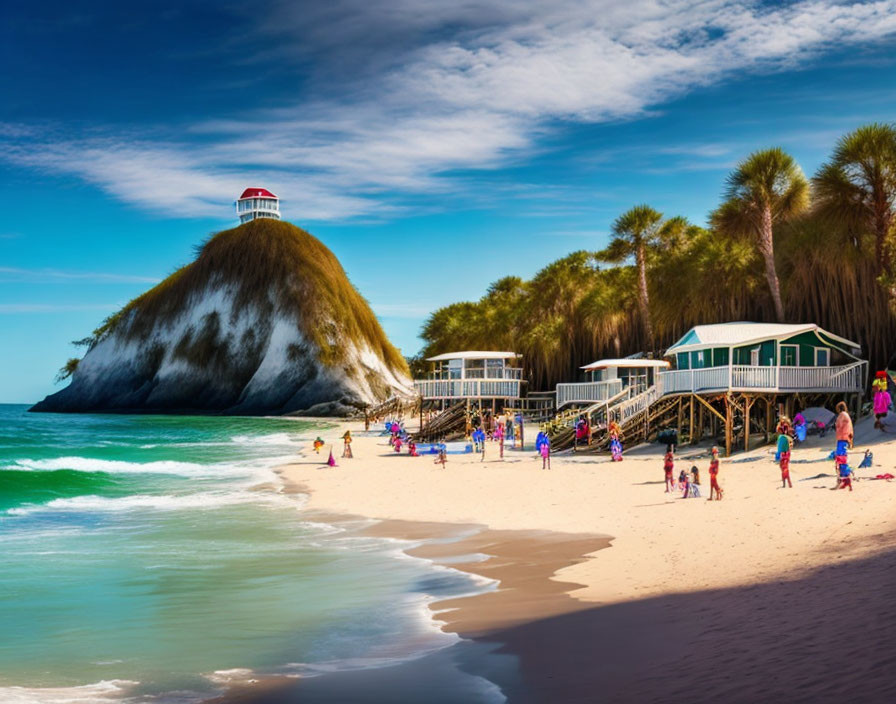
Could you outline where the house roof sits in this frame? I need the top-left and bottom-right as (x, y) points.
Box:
(426, 351), (521, 362)
(238, 187), (278, 199)
(665, 322), (860, 355)
(581, 358), (671, 371)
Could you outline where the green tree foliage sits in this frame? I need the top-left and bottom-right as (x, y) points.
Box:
(420, 128), (896, 389)
(812, 123), (896, 279)
(711, 148), (809, 322)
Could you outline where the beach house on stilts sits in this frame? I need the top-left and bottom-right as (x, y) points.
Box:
(414, 352), (525, 412)
(659, 322), (866, 455)
(548, 322), (867, 456)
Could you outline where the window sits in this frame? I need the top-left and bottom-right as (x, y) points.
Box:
(781, 345), (798, 366)
(815, 348), (829, 366)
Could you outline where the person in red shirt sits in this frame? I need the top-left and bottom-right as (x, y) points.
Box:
(663, 445), (675, 493)
(708, 446), (723, 500)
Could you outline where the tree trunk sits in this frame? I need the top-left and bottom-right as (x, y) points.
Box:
(636, 245), (654, 350)
(758, 206), (785, 322)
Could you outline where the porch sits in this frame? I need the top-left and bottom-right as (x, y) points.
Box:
(658, 361), (867, 396)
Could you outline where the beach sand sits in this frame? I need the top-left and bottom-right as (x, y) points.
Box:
(241, 418), (896, 702)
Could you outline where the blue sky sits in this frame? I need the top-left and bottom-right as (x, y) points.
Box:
(2, 0), (896, 403)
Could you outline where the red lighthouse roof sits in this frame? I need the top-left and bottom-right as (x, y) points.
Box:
(238, 187), (277, 199)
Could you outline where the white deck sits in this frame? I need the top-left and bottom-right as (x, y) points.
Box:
(413, 378), (523, 400)
(555, 378), (624, 407)
(657, 362), (867, 395)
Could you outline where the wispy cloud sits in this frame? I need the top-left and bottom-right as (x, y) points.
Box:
(0, 303), (121, 314)
(0, 267), (161, 284)
(4, 1), (896, 221)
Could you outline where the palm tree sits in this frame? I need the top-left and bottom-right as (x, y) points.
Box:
(600, 205), (681, 350)
(711, 148), (809, 322)
(812, 123), (896, 276)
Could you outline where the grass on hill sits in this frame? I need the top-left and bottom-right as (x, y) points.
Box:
(86, 219), (408, 375)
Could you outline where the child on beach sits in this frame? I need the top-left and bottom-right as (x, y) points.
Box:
(313, 437), (324, 454)
(708, 447), (723, 500)
(663, 446), (675, 493)
(408, 438), (418, 457)
(342, 430), (353, 458)
(434, 447), (447, 468)
(836, 461), (854, 491)
(679, 468), (689, 498)
(688, 466), (701, 497)
(777, 422), (793, 488)
(610, 435), (623, 462)
(540, 436), (551, 470)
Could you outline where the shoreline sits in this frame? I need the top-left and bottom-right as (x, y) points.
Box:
(255, 416), (896, 702)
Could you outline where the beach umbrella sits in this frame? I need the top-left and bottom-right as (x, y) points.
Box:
(801, 406), (835, 427)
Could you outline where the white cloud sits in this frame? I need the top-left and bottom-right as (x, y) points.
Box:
(4, 0), (896, 221)
(0, 267), (161, 284)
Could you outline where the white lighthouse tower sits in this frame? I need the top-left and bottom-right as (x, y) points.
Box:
(235, 188), (281, 224)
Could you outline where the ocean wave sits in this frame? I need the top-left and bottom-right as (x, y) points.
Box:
(6, 491), (294, 516)
(6, 456), (254, 478)
(0, 679), (139, 704)
(230, 432), (308, 446)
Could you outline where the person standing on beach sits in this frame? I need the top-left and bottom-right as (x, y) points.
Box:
(540, 436), (551, 470)
(434, 447), (447, 468)
(873, 386), (892, 430)
(835, 401), (854, 449)
(777, 421), (793, 488)
(709, 447), (723, 500)
(342, 430), (353, 458)
(663, 446), (675, 493)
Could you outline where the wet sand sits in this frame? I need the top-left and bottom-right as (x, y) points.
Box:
(215, 418), (896, 702)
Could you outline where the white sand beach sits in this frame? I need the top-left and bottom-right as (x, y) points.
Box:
(272, 416), (896, 702)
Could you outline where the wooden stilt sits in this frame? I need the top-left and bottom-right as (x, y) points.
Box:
(724, 394), (733, 457)
(744, 395), (755, 452)
(677, 396), (684, 446)
(689, 395), (695, 444)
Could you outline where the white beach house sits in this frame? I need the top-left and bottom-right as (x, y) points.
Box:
(413, 351), (524, 405)
(235, 187), (281, 224)
(555, 358), (670, 408)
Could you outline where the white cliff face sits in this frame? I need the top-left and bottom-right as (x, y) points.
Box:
(35, 284), (413, 416)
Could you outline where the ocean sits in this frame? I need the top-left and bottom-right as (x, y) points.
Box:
(0, 405), (510, 703)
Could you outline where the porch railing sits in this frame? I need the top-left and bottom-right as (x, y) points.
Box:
(657, 362), (866, 395)
(413, 378), (523, 399)
(555, 378), (624, 408)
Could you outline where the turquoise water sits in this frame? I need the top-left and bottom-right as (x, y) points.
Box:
(0, 405), (494, 703)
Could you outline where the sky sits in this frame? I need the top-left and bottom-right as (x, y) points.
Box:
(2, 0), (896, 403)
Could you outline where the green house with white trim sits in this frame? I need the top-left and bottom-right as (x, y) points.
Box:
(660, 322), (866, 394)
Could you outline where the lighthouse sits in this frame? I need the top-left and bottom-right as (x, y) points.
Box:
(235, 188), (281, 224)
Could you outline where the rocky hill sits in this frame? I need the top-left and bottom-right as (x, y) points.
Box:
(32, 219), (413, 415)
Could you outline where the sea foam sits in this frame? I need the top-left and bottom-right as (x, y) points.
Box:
(0, 679), (139, 704)
(8, 456), (258, 478)
(5, 491), (293, 516)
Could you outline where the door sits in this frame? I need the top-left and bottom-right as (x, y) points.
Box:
(750, 348), (760, 366)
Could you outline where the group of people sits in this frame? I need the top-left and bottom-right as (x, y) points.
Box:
(776, 400), (858, 491)
(663, 445), (723, 500)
